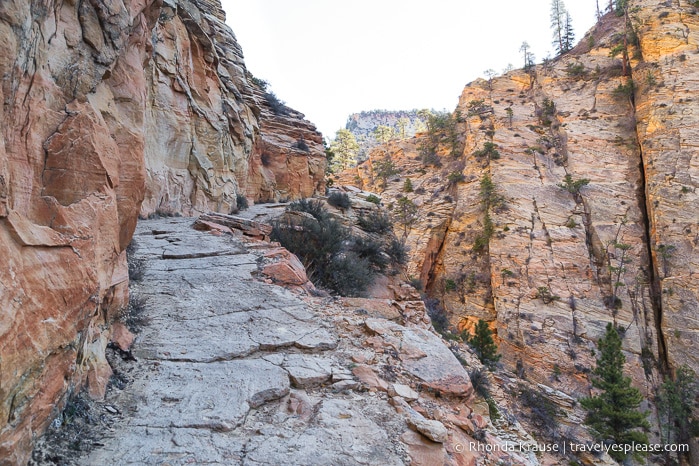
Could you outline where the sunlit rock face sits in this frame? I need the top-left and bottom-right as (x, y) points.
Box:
(0, 0), (324, 462)
(341, 0), (697, 416)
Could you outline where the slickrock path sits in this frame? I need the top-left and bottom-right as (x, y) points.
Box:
(84, 218), (406, 465)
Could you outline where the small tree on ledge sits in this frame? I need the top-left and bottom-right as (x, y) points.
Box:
(468, 319), (501, 369)
(581, 323), (649, 462)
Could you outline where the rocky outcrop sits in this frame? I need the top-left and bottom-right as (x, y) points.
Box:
(341, 0), (698, 450)
(31, 216), (539, 466)
(140, 0), (325, 215)
(0, 0), (324, 462)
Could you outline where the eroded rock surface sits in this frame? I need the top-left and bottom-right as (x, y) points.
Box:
(27, 217), (542, 465)
(0, 0), (324, 460)
(340, 1), (698, 408)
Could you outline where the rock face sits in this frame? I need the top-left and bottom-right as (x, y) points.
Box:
(341, 0), (698, 443)
(140, 1), (326, 214)
(0, 0), (324, 462)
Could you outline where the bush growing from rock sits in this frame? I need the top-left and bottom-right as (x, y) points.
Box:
(327, 191), (351, 209)
(365, 194), (381, 204)
(265, 91), (289, 115)
(272, 200), (405, 297)
(126, 240), (146, 283)
(357, 210), (393, 234)
(469, 368), (491, 398)
(236, 194), (249, 211)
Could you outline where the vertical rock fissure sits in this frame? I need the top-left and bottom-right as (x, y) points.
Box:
(633, 110), (669, 372)
(424, 207), (455, 295)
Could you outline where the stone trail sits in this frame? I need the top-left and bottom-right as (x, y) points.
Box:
(81, 217), (406, 465)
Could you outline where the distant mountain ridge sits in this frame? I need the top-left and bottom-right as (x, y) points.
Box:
(344, 109), (427, 160)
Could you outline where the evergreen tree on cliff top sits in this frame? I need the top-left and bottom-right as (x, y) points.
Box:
(581, 323), (649, 462)
(329, 129), (359, 172)
(551, 0), (574, 54)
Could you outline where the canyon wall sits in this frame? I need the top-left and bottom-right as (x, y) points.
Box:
(0, 0), (324, 462)
(343, 0), (697, 423)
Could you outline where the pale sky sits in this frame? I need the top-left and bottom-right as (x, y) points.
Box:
(221, 1), (599, 138)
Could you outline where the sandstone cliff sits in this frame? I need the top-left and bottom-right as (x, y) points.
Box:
(340, 0), (698, 449)
(0, 0), (324, 462)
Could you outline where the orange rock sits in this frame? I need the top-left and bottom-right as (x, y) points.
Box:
(400, 430), (448, 466)
(352, 365), (388, 392)
(111, 322), (135, 352)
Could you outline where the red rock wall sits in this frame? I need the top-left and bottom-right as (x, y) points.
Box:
(0, 0), (325, 461)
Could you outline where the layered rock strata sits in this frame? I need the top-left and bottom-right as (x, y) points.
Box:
(341, 1), (698, 442)
(0, 0), (324, 462)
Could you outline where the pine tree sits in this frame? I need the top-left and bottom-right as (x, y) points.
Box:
(658, 365), (698, 449)
(468, 319), (501, 369)
(519, 42), (535, 70)
(550, 0), (567, 55)
(373, 125), (395, 144)
(563, 12), (575, 53)
(329, 129), (360, 172)
(393, 196), (417, 238)
(581, 323), (649, 462)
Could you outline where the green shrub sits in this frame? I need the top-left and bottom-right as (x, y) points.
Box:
(469, 368), (490, 398)
(325, 252), (375, 296)
(444, 278), (457, 292)
(250, 76), (269, 90)
(419, 151), (442, 167)
(272, 207), (356, 294)
(447, 171), (465, 185)
(293, 138), (310, 152)
(479, 174), (504, 210)
(387, 238), (408, 265)
(558, 174), (590, 195)
(403, 178), (413, 193)
(613, 80), (635, 99)
(126, 240), (146, 283)
(538, 98), (556, 126)
(236, 194), (249, 211)
(373, 157), (399, 183)
(486, 397), (500, 420)
(409, 276), (424, 291)
(468, 319), (501, 368)
(424, 298), (449, 335)
(125, 292), (149, 331)
(288, 198), (329, 221)
(275, 201), (404, 296)
(327, 191), (351, 209)
(535, 286), (560, 304)
(366, 194), (381, 204)
(351, 236), (390, 272)
(357, 210), (393, 234)
(265, 91), (289, 115)
(472, 234), (489, 253)
(473, 141), (500, 160)
(566, 62), (586, 77)
(519, 386), (560, 439)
